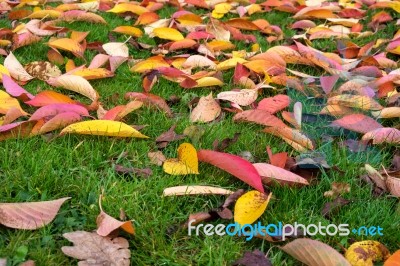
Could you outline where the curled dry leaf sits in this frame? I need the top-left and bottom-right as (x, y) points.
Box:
(281, 238), (351, 266)
(60, 120), (149, 138)
(253, 163), (309, 186)
(345, 241), (390, 266)
(190, 93), (221, 123)
(234, 190), (271, 226)
(217, 88), (258, 106)
(96, 198), (134, 237)
(197, 149), (264, 193)
(0, 197), (70, 229)
(162, 185), (233, 196)
(62, 231), (130, 266)
(163, 143), (199, 175)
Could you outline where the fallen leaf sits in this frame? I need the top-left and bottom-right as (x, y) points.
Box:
(24, 61), (62, 81)
(345, 241), (390, 266)
(281, 238), (351, 266)
(217, 88), (258, 106)
(61, 231), (130, 266)
(0, 197), (70, 229)
(60, 120), (149, 138)
(163, 143), (199, 175)
(156, 124), (185, 148)
(48, 38), (84, 58)
(233, 110), (287, 128)
(2, 74), (34, 101)
(153, 27), (184, 41)
(190, 93), (221, 123)
(324, 182), (350, 198)
(257, 95), (290, 114)
(253, 163), (309, 186)
(148, 151), (166, 166)
(102, 42), (129, 57)
(197, 150), (264, 193)
(362, 128), (400, 144)
(162, 186), (233, 196)
(327, 95), (383, 110)
(96, 198), (134, 236)
(330, 114), (383, 134)
(232, 250), (272, 266)
(213, 132), (240, 152)
(321, 197), (351, 219)
(384, 250), (400, 266)
(234, 190), (271, 226)
(4, 52), (34, 82)
(114, 165), (152, 178)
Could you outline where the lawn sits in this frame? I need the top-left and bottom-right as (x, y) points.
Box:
(0, 1), (400, 265)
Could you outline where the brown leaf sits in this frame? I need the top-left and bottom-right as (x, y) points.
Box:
(156, 124), (185, 148)
(114, 165), (152, 178)
(61, 231), (130, 266)
(212, 133), (240, 152)
(24, 61), (62, 81)
(321, 197), (351, 219)
(148, 151), (166, 166)
(0, 197), (70, 229)
(324, 182), (350, 198)
(232, 250), (272, 266)
(125, 92), (173, 118)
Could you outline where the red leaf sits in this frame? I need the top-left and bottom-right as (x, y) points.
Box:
(233, 109), (287, 128)
(266, 146), (287, 168)
(197, 149), (264, 193)
(257, 95), (290, 114)
(320, 75), (339, 94)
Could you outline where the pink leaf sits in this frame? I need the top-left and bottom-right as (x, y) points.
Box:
(197, 150), (264, 193)
(330, 114), (383, 134)
(362, 127), (400, 144)
(39, 112), (82, 134)
(320, 75), (339, 94)
(29, 103), (89, 120)
(2, 74), (34, 101)
(0, 197), (70, 229)
(253, 163), (309, 186)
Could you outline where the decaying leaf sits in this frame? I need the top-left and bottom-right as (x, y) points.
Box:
(345, 241), (390, 266)
(232, 250), (272, 266)
(62, 231), (130, 266)
(24, 61), (62, 81)
(147, 151), (166, 166)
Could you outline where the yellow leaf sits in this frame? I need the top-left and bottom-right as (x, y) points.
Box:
(206, 40), (235, 51)
(345, 241), (390, 266)
(194, 77), (223, 88)
(112, 26), (143, 37)
(214, 3), (232, 13)
(48, 38), (84, 58)
(152, 27), (184, 41)
(130, 56), (170, 73)
(27, 9), (62, 19)
(327, 95), (383, 111)
(106, 3), (148, 15)
(234, 191), (271, 226)
(211, 10), (224, 19)
(60, 120), (149, 138)
(216, 58), (248, 71)
(0, 64), (10, 82)
(71, 68), (114, 80)
(176, 14), (202, 26)
(163, 143), (199, 175)
(0, 91), (28, 115)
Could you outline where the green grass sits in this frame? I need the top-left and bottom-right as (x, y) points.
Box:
(1, 4), (400, 266)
